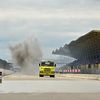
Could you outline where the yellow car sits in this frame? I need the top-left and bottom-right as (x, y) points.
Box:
(39, 60), (56, 77)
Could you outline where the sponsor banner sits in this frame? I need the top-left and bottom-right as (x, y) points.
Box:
(78, 69), (80, 72)
(66, 70), (67, 72)
(59, 70), (62, 73)
(75, 70), (77, 72)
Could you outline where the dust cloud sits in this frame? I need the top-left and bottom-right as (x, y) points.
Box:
(9, 37), (43, 75)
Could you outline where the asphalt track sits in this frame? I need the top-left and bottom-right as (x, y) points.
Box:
(0, 74), (100, 100)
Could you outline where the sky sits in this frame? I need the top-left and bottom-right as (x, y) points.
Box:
(0, 0), (100, 61)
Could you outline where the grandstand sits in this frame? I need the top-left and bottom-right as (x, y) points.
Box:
(52, 30), (100, 74)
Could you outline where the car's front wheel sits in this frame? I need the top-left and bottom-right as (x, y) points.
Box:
(50, 75), (55, 78)
(39, 75), (44, 77)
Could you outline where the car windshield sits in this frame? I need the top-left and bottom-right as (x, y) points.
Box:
(41, 61), (54, 66)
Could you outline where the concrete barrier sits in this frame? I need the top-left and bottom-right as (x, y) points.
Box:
(0, 68), (13, 76)
(58, 74), (100, 80)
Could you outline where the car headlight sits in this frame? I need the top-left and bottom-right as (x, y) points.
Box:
(51, 71), (55, 73)
(40, 71), (43, 73)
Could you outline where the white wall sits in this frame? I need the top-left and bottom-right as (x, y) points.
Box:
(0, 68), (13, 76)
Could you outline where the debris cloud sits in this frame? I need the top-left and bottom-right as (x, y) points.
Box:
(9, 37), (43, 75)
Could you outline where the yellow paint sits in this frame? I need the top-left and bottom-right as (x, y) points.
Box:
(81, 65), (86, 69)
(98, 64), (100, 69)
(67, 66), (71, 70)
(91, 64), (94, 69)
(91, 64), (98, 69)
(73, 66), (77, 69)
(92, 30), (100, 33)
(39, 60), (55, 77)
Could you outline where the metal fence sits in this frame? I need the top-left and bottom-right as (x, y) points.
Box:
(81, 69), (100, 74)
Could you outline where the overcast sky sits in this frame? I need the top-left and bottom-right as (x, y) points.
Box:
(0, 0), (100, 61)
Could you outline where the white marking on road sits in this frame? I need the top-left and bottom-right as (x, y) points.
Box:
(0, 80), (100, 93)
